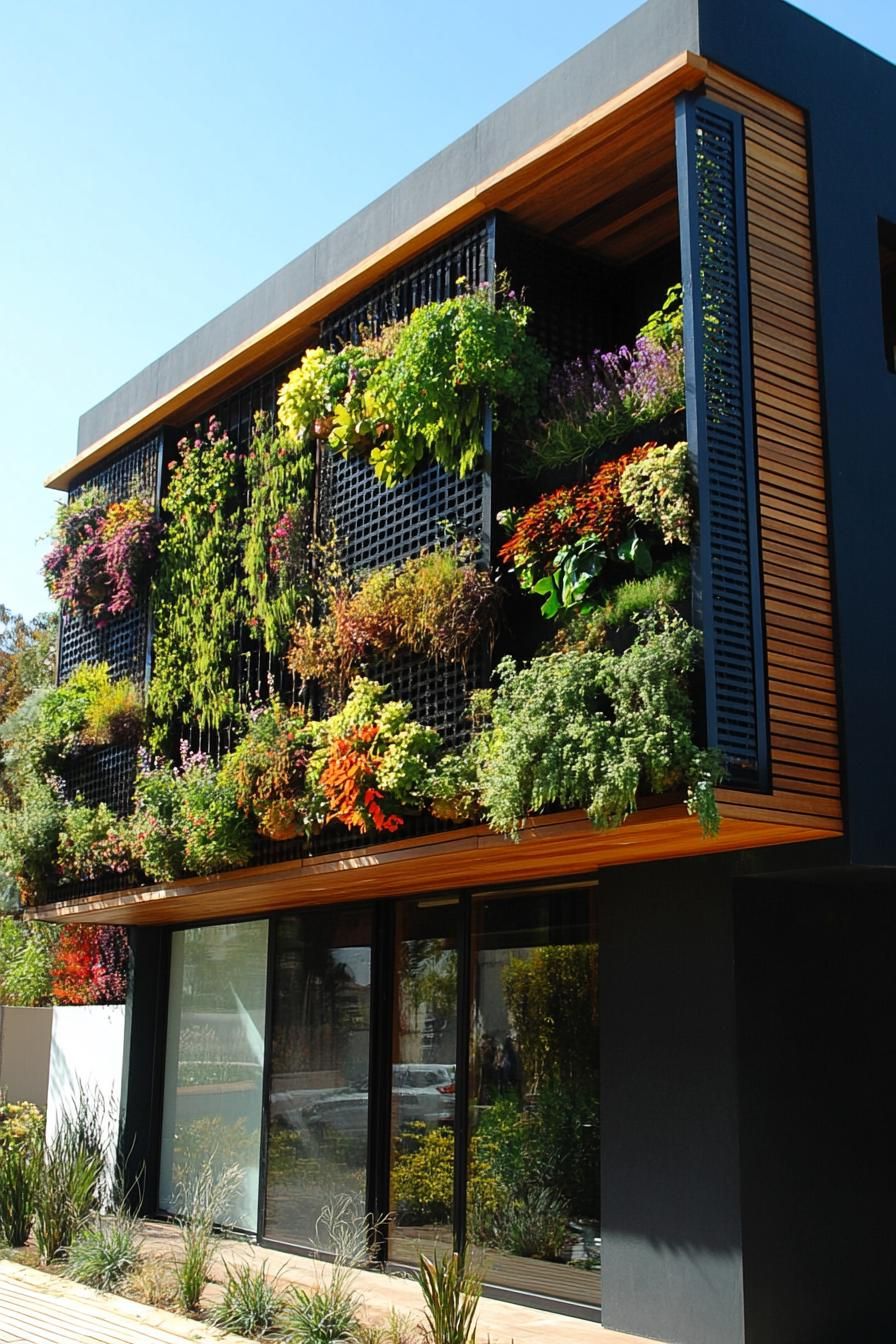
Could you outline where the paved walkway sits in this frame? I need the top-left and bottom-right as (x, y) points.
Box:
(0, 1261), (243, 1344)
(1, 1233), (656, 1344)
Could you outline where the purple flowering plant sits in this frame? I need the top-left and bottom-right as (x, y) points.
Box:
(527, 284), (684, 472)
(42, 486), (162, 624)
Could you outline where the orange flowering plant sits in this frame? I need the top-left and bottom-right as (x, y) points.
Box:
(311, 679), (442, 834)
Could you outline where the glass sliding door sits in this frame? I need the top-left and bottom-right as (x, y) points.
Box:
(159, 920), (269, 1231)
(264, 908), (373, 1248)
(468, 888), (600, 1306)
(389, 897), (460, 1264)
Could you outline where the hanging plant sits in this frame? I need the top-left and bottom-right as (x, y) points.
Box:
(42, 490), (161, 624)
(436, 613), (720, 839)
(276, 280), (547, 487)
(55, 800), (132, 884)
(288, 539), (500, 699)
(242, 412), (314, 655)
(148, 415), (245, 739)
(129, 744), (252, 882)
(220, 701), (324, 841)
(311, 679), (442, 834)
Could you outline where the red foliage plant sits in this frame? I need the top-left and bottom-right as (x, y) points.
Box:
(498, 444), (652, 571)
(318, 725), (403, 834)
(51, 926), (129, 1006)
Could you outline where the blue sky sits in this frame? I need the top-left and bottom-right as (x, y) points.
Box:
(2, 0), (893, 619)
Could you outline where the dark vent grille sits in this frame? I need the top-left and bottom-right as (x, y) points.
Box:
(676, 95), (769, 789)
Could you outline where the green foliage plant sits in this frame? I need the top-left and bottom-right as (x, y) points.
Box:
(56, 800), (131, 884)
(33, 1121), (105, 1262)
(277, 280), (546, 488)
(365, 280), (547, 485)
(130, 747), (253, 882)
(0, 919), (58, 1004)
(66, 1211), (144, 1290)
(619, 439), (692, 545)
(220, 700), (324, 842)
(208, 1260), (285, 1338)
(469, 612), (721, 838)
(149, 416), (245, 739)
(0, 780), (65, 903)
(243, 412), (315, 655)
(417, 1250), (481, 1344)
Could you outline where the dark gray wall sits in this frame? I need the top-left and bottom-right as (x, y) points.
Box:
(733, 869), (896, 1344)
(118, 927), (169, 1212)
(600, 855), (746, 1344)
(696, 1), (896, 863)
(76, 0), (699, 455)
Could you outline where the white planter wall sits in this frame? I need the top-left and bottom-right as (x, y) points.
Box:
(1, 1004), (126, 1193)
(46, 1005), (126, 1193)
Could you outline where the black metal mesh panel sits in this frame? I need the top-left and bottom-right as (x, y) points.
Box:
(62, 745), (137, 814)
(678, 96), (768, 789)
(316, 221), (494, 750)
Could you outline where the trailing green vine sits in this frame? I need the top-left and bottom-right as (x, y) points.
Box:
(242, 412), (314, 654)
(148, 416), (245, 740)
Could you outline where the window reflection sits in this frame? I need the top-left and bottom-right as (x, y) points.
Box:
(159, 921), (269, 1231)
(469, 889), (600, 1306)
(389, 899), (459, 1264)
(264, 909), (373, 1247)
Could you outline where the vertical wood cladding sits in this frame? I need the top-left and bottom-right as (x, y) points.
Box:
(706, 67), (842, 832)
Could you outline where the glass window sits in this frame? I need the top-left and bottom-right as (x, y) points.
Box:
(389, 898), (460, 1265)
(264, 909), (373, 1248)
(159, 920), (269, 1231)
(468, 888), (600, 1306)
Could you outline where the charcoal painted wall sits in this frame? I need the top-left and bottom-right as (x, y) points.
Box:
(600, 854), (746, 1344)
(733, 869), (896, 1344)
(697, 0), (896, 865)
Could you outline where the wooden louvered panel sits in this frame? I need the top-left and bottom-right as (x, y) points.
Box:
(706, 65), (842, 830)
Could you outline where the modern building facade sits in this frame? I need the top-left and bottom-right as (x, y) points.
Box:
(33, 2), (895, 1341)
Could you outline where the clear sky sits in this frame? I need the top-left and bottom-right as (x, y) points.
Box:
(1, 0), (893, 620)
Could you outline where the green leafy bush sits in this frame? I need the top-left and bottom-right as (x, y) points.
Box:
(130, 748), (253, 882)
(619, 439), (692, 545)
(280, 1272), (360, 1344)
(56, 800), (131, 884)
(468, 613), (721, 837)
(0, 781), (65, 903)
(0, 919), (58, 1004)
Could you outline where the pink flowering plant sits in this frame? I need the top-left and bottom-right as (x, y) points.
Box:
(130, 743), (252, 882)
(42, 488), (161, 624)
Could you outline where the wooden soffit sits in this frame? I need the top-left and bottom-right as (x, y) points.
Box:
(32, 801), (836, 927)
(47, 50), (708, 492)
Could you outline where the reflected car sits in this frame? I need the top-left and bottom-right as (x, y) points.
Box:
(300, 1063), (456, 1140)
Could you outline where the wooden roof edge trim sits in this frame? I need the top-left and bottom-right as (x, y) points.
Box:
(46, 50), (708, 492)
(29, 806), (837, 927)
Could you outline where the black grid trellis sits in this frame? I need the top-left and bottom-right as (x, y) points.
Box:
(676, 95), (769, 789)
(316, 219), (494, 755)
